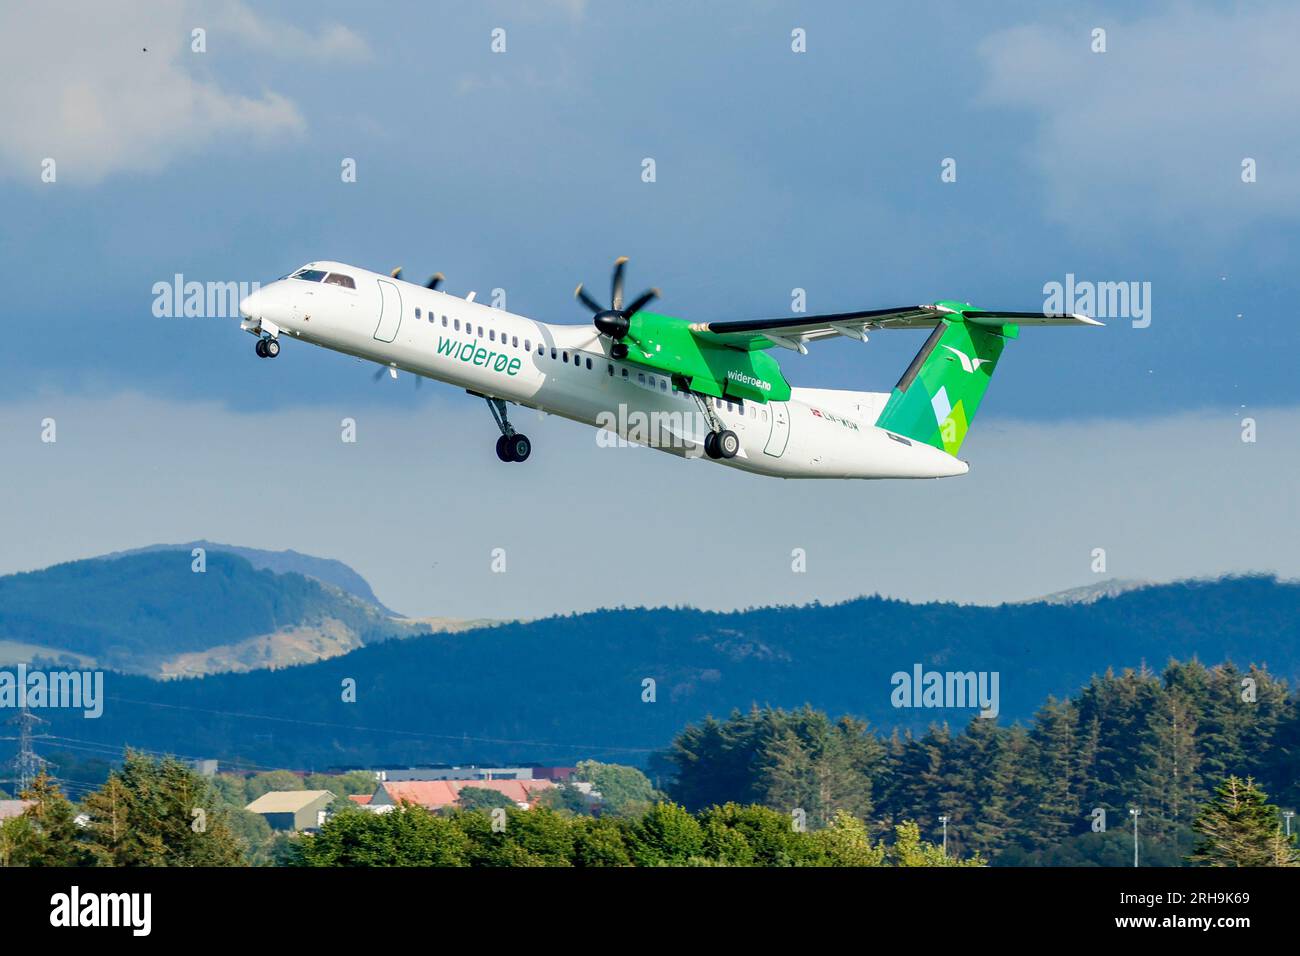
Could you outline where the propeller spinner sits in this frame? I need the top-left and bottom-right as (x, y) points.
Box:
(575, 257), (659, 360)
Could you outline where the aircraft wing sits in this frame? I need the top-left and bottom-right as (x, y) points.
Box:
(688, 304), (1101, 353)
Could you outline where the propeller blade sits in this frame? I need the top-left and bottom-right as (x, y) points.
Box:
(622, 288), (659, 317)
(575, 283), (604, 314)
(426, 272), (444, 291)
(372, 366), (387, 382)
(390, 267), (403, 280)
(611, 256), (628, 311)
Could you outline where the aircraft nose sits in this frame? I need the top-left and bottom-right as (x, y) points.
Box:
(239, 289), (266, 319)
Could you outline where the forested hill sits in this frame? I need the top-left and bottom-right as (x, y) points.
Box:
(0, 550), (405, 675)
(21, 575), (1300, 770)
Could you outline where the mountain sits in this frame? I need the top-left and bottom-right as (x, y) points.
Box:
(18, 574), (1300, 771)
(0, 550), (416, 676)
(1018, 578), (1154, 605)
(101, 541), (398, 615)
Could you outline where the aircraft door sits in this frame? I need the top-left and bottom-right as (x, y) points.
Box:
(764, 401), (790, 457)
(373, 279), (403, 343)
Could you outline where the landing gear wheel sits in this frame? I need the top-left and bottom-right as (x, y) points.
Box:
(716, 429), (739, 459)
(496, 435), (513, 462)
(508, 434), (532, 462)
(255, 339), (268, 358)
(703, 432), (721, 460)
(263, 337), (280, 358)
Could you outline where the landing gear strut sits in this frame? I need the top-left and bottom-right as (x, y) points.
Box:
(484, 396), (531, 463)
(255, 337), (279, 358)
(691, 393), (739, 460)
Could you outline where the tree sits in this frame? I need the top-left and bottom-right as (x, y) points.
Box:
(11, 773), (89, 866)
(628, 802), (704, 866)
(294, 804), (468, 866)
(890, 820), (984, 867)
(80, 751), (245, 866)
(456, 786), (515, 813)
(1188, 776), (1298, 867)
(536, 783), (591, 815)
(574, 761), (659, 816)
(572, 816), (632, 867)
(811, 810), (886, 867)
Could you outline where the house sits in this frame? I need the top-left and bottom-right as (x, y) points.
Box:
(368, 778), (555, 812)
(347, 793), (372, 806)
(244, 790), (335, 832)
(0, 800), (33, 821)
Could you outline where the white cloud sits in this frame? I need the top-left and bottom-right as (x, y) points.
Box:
(978, 4), (1300, 234)
(0, 1), (368, 185)
(215, 3), (371, 62)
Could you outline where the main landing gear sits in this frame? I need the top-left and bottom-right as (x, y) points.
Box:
(484, 396), (531, 463)
(691, 393), (739, 460)
(255, 336), (280, 358)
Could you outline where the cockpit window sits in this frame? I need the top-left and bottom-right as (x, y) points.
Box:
(290, 269), (327, 282)
(324, 273), (356, 289)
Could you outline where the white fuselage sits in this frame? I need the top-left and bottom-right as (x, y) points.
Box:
(237, 261), (968, 479)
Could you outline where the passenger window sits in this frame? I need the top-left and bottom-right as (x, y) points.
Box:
(660, 379), (667, 392)
(562, 351), (569, 362)
(525, 340), (531, 351)
(415, 308), (422, 319)
(324, 273), (356, 289)
(442, 316), (447, 327)
(638, 373), (646, 385)
(478, 326), (483, 337)
(454, 319), (461, 331)
(512, 336), (518, 348)
(607, 364), (614, 376)
(586, 357), (592, 370)
(489, 330), (496, 341)
(621, 369), (628, 378)
(550, 347), (557, 359)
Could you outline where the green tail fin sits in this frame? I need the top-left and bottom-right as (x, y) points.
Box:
(874, 318), (1011, 455)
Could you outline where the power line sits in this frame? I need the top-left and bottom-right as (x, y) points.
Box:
(102, 695), (656, 755)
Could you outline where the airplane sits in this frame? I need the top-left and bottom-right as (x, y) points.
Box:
(236, 258), (1100, 479)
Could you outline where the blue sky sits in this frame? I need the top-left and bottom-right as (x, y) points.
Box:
(1, 1), (1296, 616)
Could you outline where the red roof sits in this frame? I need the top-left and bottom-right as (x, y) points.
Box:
(348, 794), (372, 805)
(378, 779), (554, 809)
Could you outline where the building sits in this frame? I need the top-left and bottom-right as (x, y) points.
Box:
(372, 765), (578, 783)
(244, 790), (335, 832)
(0, 800), (33, 821)
(380, 766), (534, 782)
(368, 778), (555, 812)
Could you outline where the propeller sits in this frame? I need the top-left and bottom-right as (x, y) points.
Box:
(391, 267), (447, 290)
(575, 256), (659, 359)
(370, 363), (421, 389)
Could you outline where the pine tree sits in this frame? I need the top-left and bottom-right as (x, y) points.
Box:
(14, 772), (89, 866)
(1188, 776), (1298, 867)
(1134, 684), (1201, 843)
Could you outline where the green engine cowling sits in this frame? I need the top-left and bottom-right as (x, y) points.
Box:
(622, 311), (792, 402)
